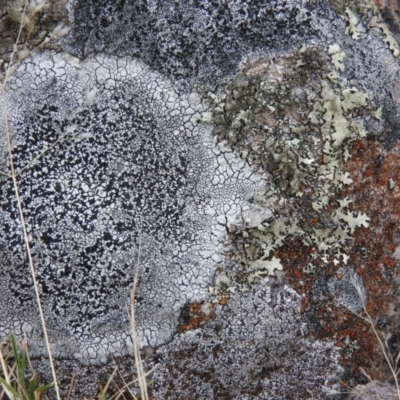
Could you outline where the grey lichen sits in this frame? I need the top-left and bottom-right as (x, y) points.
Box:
(342, 3), (400, 57)
(345, 8), (364, 40)
(369, 15), (400, 57)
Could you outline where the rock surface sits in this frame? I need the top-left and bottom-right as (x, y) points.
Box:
(1, 0), (400, 398)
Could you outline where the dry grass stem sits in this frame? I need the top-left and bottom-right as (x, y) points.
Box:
(106, 365), (157, 400)
(99, 366), (118, 400)
(114, 365), (135, 399)
(66, 372), (75, 400)
(359, 367), (382, 399)
(130, 221), (149, 400)
(1, 69), (61, 400)
(350, 276), (400, 398)
(0, 1), (61, 399)
(0, 340), (15, 400)
(363, 306), (400, 397)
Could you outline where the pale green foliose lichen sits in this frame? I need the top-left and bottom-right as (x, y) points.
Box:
(328, 44), (345, 72)
(343, 4), (400, 58)
(369, 16), (400, 57)
(345, 8), (363, 40)
(207, 45), (372, 295)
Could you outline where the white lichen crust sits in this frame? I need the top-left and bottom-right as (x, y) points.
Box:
(0, 52), (265, 363)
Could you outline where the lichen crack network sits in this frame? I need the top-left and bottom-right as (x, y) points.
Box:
(0, 53), (265, 363)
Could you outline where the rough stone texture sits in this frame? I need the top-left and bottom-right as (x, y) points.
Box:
(152, 279), (341, 399)
(1, 0), (400, 399)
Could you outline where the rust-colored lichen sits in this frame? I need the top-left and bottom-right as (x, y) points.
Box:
(276, 137), (400, 382)
(178, 302), (216, 333)
(275, 240), (314, 295)
(344, 139), (398, 317)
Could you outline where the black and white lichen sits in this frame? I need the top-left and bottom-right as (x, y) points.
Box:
(0, 52), (265, 363)
(63, 0), (315, 88)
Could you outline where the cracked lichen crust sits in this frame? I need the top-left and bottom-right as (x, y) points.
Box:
(0, 52), (265, 364)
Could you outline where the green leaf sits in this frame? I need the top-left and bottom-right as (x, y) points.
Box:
(0, 375), (19, 397)
(28, 378), (37, 400)
(35, 382), (54, 392)
(10, 333), (26, 381)
(99, 386), (107, 400)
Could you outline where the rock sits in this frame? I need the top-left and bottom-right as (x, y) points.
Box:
(1, 0), (400, 398)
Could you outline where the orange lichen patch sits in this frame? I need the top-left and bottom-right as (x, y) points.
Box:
(301, 296), (310, 314)
(178, 302), (216, 333)
(219, 296), (228, 306)
(343, 139), (399, 317)
(279, 247), (379, 377)
(328, 138), (400, 379)
(275, 239), (314, 295)
(315, 303), (380, 374)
